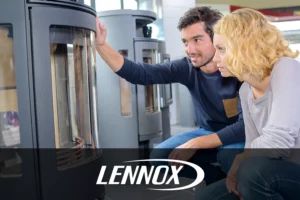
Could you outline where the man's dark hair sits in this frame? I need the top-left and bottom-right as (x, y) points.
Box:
(177, 6), (223, 41)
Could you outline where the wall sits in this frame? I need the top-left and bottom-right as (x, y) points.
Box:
(196, 3), (230, 15)
(162, 0), (197, 126)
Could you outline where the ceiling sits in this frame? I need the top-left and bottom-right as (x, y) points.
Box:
(196, 0), (300, 9)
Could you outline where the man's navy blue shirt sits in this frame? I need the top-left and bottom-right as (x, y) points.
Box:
(116, 57), (245, 145)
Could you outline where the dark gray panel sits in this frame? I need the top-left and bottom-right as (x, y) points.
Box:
(157, 41), (172, 107)
(158, 54), (172, 108)
(0, 1), (38, 200)
(0, 2), (34, 148)
(30, 6), (96, 148)
(28, 0), (97, 15)
(161, 107), (171, 140)
(30, 6), (104, 200)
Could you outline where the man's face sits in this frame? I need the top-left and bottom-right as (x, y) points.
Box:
(181, 22), (216, 68)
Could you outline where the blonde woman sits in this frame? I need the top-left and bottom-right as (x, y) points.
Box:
(196, 8), (300, 200)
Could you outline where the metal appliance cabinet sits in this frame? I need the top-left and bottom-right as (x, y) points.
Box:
(0, 0), (104, 199)
(157, 40), (173, 141)
(97, 10), (162, 149)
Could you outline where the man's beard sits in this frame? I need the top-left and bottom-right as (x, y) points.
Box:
(192, 54), (215, 71)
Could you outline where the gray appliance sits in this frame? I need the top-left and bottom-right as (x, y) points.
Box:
(158, 40), (173, 141)
(97, 10), (162, 149)
(0, 0), (104, 199)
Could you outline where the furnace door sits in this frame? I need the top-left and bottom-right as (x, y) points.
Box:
(30, 6), (103, 200)
(0, 0), (38, 200)
(134, 39), (162, 141)
(159, 54), (173, 108)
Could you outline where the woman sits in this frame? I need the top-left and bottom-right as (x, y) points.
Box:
(196, 8), (300, 200)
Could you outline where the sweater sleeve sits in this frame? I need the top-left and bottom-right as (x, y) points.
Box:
(238, 82), (260, 149)
(251, 58), (300, 157)
(115, 57), (191, 85)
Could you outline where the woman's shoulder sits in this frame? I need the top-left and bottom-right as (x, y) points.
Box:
(239, 81), (250, 100)
(272, 57), (300, 76)
(275, 56), (300, 64)
(270, 57), (300, 89)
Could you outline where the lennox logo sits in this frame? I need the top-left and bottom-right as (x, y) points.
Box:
(96, 159), (205, 191)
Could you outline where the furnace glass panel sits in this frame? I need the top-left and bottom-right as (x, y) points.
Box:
(118, 50), (132, 116)
(143, 49), (159, 114)
(0, 25), (22, 178)
(50, 25), (100, 170)
(165, 84), (172, 103)
(49, 25), (98, 149)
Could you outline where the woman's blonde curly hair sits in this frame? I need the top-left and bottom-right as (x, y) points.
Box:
(214, 8), (299, 81)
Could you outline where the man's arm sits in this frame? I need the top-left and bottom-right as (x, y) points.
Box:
(185, 92), (245, 149)
(95, 18), (124, 72)
(215, 92), (245, 146)
(187, 133), (222, 149)
(95, 18), (188, 85)
(96, 41), (182, 85)
(115, 57), (190, 85)
(96, 42), (124, 73)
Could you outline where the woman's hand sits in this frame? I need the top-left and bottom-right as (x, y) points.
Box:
(226, 157), (241, 196)
(226, 151), (251, 199)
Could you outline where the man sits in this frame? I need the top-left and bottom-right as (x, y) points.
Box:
(95, 6), (245, 185)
